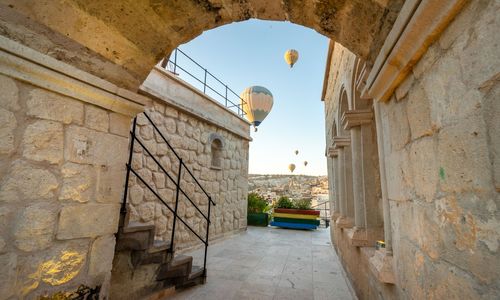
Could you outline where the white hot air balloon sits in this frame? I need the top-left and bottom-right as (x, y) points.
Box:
(284, 49), (299, 68)
(240, 86), (274, 132)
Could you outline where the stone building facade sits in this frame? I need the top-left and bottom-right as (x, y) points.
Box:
(126, 67), (250, 251)
(323, 1), (499, 299)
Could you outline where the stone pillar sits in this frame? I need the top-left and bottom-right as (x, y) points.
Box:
(368, 101), (395, 284)
(373, 103), (392, 255)
(327, 147), (340, 220)
(342, 109), (374, 246)
(361, 123), (384, 232)
(332, 136), (353, 228)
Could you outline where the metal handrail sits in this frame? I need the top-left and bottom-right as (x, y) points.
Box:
(311, 201), (329, 208)
(121, 112), (215, 278)
(312, 200), (330, 228)
(162, 48), (247, 118)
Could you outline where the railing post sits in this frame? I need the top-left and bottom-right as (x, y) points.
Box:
(203, 199), (212, 276)
(203, 69), (207, 93)
(121, 117), (137, 214)
(170, 158), (183, 252)
(173, 48), (178, 75)
(225, 85), (228, 107)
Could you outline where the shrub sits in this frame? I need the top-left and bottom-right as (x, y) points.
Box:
(247, 192), (268, 213)
(275, 196), (295, 209)
(294, 199), (312, 210)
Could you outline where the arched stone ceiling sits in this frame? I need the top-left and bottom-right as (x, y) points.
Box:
(0, 0), (403, 90)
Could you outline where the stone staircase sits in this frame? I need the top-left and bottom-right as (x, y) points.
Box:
(114, 210), (206, 292)
(110, 112), (214, 299)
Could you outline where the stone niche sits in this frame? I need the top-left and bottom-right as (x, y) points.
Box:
(126, 65), (251, 251)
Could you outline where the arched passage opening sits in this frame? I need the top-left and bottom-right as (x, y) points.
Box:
(0, 0), (404, 90)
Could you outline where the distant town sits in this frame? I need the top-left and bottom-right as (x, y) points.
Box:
(248, 174), (329, 207)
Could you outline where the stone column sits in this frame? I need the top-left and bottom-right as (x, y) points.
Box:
(342, 109), (374, 246)
(332, 136), (353, 228)
(361, 123), (384, 232)
(373, 103), (392, 255)
(327, 147), (340, 220)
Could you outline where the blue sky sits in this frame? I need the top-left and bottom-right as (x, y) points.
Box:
(175, 19), (329, 175)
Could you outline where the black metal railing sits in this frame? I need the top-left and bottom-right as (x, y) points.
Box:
(312, 201), (330, 228)
(121, 111), (215, 277)
(161, 48), (247, 118)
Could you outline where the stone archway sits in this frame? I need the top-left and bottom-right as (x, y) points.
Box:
(0, 0), (404, 89)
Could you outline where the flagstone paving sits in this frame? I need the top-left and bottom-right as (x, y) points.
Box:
(168, 226), (355, 300)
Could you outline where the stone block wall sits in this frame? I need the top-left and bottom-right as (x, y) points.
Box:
(324, 1), (500, 299)
(0, 74), (132, 298)
(127, 76), (250, 251)
(380, 1), (499, 298)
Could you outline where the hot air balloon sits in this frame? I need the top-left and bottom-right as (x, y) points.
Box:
(240, 86), (274, 132)
(288, 163), (296, 173)
(304, 161), (308, 167)
(284, 49), (299, 68)
(295, 150), (299, 155)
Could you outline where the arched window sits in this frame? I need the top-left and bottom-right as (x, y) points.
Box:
(209, 133), (224, 169)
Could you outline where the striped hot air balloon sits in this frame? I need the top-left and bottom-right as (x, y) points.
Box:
(240, 86), (274, 132)
(284, 49), (299, 68)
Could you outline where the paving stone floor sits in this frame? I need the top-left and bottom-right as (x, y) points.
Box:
(168, 226), (355, 300)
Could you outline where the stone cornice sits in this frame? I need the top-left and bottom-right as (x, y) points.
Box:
(362, 0), (467, 102)
(327, 147), (339, 158)
(0, 36), (147, 116)
(332, 136), (351, 149)
(342, 109), (374, 130)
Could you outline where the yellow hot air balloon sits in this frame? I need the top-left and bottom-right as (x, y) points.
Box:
(284, 49), (299, 68)
(240, 86), (274, 132)
(304, 161), (308, 167)
(288, 163), (296, 173)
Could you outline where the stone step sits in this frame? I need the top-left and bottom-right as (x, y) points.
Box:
(175, 266), (206, 288)
(157, 255), (193, 280)
(148, 240), (171, 254)
(188, 266), (204, 281)
(123, 221), (156, 233)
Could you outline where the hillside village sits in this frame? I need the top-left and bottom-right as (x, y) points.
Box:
(248, 174), (329, 206)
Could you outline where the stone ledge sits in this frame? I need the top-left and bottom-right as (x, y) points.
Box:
(335, 216), (354, 229)
(332, 136), (351, 149)
(331, 211), (341, 221)
(346, 228), (372, 247)
(140, 67), (251, 141)
(342, 109), (373, 130)
(363, 0), (467, 102)
(0, 36), (147, 117)
(368, 249), (396, 284)
(327, 147), (339, 158)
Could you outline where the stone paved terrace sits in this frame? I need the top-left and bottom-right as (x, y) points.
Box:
(169, 227), (355, 300)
